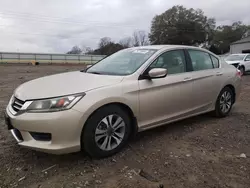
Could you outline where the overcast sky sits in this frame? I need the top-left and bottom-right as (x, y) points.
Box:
(0, 0), (250, 53)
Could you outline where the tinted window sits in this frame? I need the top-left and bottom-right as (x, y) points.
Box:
(210, 55), (220, 68)
(188, 50), (213, 71)
(149, 50), (186, 75)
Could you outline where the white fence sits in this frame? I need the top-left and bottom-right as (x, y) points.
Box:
(0, 52), (106, 64)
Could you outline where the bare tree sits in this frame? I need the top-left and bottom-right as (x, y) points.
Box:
(85, 47), (94, 54)
(67, 45), (82, 54)
(99, 37), (112, 48)
(132, 30), (149, 46)
(133, 31), (140, 47)
(119, 37), (133, 48)
(80, 45), (94, 54)
(83, 47), (94, 54)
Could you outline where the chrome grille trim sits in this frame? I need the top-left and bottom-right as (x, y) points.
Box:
(13, 105), (21, 111)
(11, 97), (25, 113)
(14, 100), (23, 107)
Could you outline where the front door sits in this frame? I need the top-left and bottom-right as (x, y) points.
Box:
(138, 49), (193, 129)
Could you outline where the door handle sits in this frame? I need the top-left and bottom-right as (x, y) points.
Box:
(216, 72), (223, 76)
(183, 77), (192, 82)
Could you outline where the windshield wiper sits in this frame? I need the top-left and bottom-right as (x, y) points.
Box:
(87, 71), (102, 75)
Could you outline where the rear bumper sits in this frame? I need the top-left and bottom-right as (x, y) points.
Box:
(5, 105), (85, 154)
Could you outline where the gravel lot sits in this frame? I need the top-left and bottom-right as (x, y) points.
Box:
(0, 64), (250, 188)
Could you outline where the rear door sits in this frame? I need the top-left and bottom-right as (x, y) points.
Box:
(138, 49), (194, 128)
(186, 49), (223, 111)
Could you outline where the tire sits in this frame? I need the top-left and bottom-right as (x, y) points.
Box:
(213, 87), (234, 118)
(239, 66), (245, 76)
(82, 105), (131, 158)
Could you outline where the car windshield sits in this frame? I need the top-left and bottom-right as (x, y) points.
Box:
(86, 49), (157, 75)
(225, 54), (245, 61)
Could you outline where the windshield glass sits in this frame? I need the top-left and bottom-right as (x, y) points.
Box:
(86, 49), (157, 75)
(225, 54), (245, 61)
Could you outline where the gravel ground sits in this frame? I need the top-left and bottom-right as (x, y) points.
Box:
(0, 64), (250, 188)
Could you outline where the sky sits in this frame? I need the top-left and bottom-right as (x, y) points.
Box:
(0, 0), (250, 53)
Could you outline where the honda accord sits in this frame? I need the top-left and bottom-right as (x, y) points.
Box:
(5, 45), (241, 158)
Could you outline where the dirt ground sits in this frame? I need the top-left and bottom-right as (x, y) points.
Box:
(0, 64), (250, 188)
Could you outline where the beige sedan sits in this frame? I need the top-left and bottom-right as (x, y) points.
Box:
(5, 45), (241, 158)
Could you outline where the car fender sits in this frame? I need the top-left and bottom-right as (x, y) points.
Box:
(73, 86), (139, 130)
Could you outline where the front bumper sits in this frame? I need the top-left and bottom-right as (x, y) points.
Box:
(5, 105), (85, 154)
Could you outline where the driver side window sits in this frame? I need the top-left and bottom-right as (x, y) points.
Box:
(149, 50), (186, 75)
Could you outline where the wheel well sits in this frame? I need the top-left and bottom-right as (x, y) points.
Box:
(239, 65), (245, 70)
(85, 102), (138, 137)
(224, 85), (236, 103)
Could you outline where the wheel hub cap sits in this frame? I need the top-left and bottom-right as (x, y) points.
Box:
(220, 91), (232, 113)
(107, 127), (114, 136)
(95, 114), (126, 151)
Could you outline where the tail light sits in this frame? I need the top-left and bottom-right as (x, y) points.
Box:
(236, 69), (242, 78)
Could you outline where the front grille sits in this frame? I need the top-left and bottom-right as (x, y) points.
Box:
(11, 97), (25, 112)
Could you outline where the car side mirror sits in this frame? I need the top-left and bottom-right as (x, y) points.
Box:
(245, 58), (250, 61)
(147, 68), (167, 79)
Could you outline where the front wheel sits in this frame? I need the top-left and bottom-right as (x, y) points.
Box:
(213, 87), (234, 117)
(82, 105), (131, 158)
(239, 66), (245, 76)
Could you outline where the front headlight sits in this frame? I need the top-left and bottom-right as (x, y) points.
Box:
(26, 93), (85, 112)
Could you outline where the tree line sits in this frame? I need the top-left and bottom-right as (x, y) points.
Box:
(67, 5), (250, 55)
(67, 30), (149, 55)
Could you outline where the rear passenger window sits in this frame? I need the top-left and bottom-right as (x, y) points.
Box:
(210, 55), (219, 68)
(188, 50), (213, 71)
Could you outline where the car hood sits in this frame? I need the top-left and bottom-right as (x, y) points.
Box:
(14, 71), (124, 101)
(225, 60), (242, 65)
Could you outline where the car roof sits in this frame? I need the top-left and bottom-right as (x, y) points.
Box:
(130, 45), (207, 51)
(229, 53), (249, 55)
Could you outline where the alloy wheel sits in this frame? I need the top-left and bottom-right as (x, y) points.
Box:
(219, 91), (232, 114)
(95, 114), (125, 151)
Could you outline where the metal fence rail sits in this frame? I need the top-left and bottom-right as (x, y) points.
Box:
(0, 52), (106, 64)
